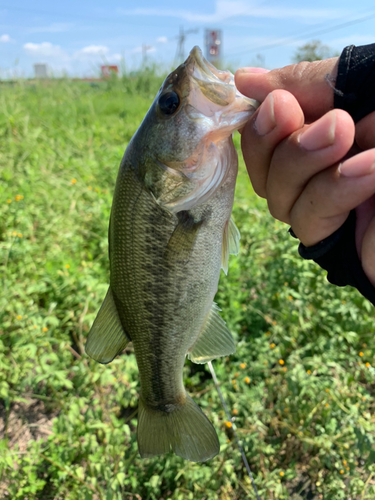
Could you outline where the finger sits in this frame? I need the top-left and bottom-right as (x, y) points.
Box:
(356, 112), (375, 150)
(290, 149), (375, 246)
(235, 58), (338, 122)
(266, 109), (355, 223)
(241, 89), (304, 197)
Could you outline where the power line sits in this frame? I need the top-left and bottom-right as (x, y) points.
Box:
(228, 8), (375, 58)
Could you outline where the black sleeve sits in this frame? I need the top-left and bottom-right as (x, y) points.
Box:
(294, 43), (375, 306)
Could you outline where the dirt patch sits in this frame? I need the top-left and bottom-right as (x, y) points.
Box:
(0, 398), (57, 451)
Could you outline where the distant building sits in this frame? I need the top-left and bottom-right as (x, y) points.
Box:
(101, 65), (119, 78)
(205, 29), (222, 64)
(34, 64), (48, 78)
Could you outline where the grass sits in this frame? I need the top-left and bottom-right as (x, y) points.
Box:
(0, 74), (374, 500)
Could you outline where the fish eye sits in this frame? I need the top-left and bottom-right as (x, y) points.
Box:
(158, 91), (180, 115)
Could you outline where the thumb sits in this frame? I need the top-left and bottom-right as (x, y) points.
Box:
(235, 57), (339, 123)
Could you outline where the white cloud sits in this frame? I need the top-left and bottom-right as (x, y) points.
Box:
(0, 34), (10, 42)
(120, 1), (347, 23)
(73, 45), (109, 59)
(131, 45), (156, 54)
(73, 45), (110, 60)
(28, 23), (73, 34)
(23, 42), (69, 60)
(157, 36), (168, 44)
(108, 53), (122, 62)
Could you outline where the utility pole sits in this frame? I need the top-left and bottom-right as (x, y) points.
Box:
(174, 26), (199, 63)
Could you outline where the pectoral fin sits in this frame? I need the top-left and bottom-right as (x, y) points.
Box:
(164, 211), (203, 262)
(188, 303), (235, 364)
(85, 287), (130, 364)
(221, 216), (240, 275)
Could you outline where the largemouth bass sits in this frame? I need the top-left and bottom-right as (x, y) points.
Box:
(86, 47), (258, 462)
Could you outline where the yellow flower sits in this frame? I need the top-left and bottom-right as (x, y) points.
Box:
(42, 327), (48, 332)
(307, 370), (311, 375)
(272, 320), (277, 325)
(359, 352), (364, 357)
(65, 264), (70, 269)
(339, 470), (344, 474)
(15, 194), (24, 201)
(279, 471), (284, 477)
(33, 325), (37, 329)
(234, 372), (239, 378)
(17, 233), (23, 238)
(6, 199), (11, 204)
(284, 282), (288, 286)
(270, 343), (276, 349)
(279, 359), (285, 366)
(342, 460), (347, 466)
(325, 388), (330, 393)
(244, 377), (250, 384)
(282, 366), (287, 372)
(365, 362), (370, 368)
(12, 231), (17, 236)
(71, 179), (77, 185)
(325, 403), (329, 408)
(233, 409), (238, 415)
(16, 315), (22, 320)
(225, 421), (232, 428)
(240, 363), (246, 369)
(288, 295), (293, 300)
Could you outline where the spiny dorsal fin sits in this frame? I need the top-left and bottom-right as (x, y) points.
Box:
(221, 216), (240, 275)
(85, 287), (130, 364)
(187, 303), (235, 364)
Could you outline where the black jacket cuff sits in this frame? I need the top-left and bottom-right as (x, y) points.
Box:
(293, 211), (375, 305)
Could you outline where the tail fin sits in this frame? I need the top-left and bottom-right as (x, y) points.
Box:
(137, 394), (219, 462)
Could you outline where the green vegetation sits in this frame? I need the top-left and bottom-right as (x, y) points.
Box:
(292, 40), (338, 63)
(0, 74), (374, 500)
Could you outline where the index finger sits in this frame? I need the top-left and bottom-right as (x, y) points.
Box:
(235, 58), (339, 123)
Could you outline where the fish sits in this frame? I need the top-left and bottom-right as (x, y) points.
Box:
(85, 46), (258, 462)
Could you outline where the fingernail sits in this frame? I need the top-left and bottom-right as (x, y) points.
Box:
(339, 157), (375, 177)
(254, 94), (276, 136)
(299, 111), (336, 151)
(237, 67), (270, 74)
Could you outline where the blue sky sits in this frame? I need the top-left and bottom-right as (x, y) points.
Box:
(1, 0), (375, 78)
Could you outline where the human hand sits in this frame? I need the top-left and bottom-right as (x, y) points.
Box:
(235, 59), (375, 285)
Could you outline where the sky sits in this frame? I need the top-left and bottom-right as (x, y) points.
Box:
(1, 0), (375, 78)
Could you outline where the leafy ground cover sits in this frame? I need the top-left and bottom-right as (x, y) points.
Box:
(0, 74), (374, 500)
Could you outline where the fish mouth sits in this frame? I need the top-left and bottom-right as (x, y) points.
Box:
(186, 46), (232, 85)
(184, 46), (258, 129)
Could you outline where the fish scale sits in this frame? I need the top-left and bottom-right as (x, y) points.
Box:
(85, 46), (258, 462)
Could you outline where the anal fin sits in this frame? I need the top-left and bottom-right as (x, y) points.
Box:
(85, 287), (130, 364)
(188, 303), (235, 364)
(221, 216), (240, 275)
